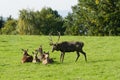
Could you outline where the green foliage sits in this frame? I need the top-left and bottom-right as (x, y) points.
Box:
(1, 0), (120, 35)
(64, 13), (75, 35)
(0, 16), (4, 28)
(37, 7), (65, 35)
(0, 16), (5, 34)
(17, 8), (64, 35)
(64, 0), (120, 36)
(1, 18), (17, 34)
(0, 35), (120, 80)
(17, 9), (37, 35)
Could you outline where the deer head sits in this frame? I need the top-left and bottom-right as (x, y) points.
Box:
(32, 51), (40, 63)
(21, 49), (29, 56)
(49, 32), (61, 52)
(32, 51), (38, 60)
(21, 49), (33, 63)
(41, 51), (50, 64)
(41, 51), (49, 60)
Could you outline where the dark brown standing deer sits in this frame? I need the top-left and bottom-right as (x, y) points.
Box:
(49, 32), (87, 63)
(21, 49), (33, 63)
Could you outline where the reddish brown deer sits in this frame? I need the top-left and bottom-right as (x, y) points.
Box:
(49, 32), (87, 63)
(21, 49), (33, 63)
(32, 51), (40, 63)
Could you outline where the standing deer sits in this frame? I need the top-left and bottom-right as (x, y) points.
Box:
(21, 49), (33, 63)
(49, 32), (87, 63)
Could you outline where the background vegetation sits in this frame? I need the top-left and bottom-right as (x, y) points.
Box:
(0, 35), (120, 80)
(0, 0), (120, 36)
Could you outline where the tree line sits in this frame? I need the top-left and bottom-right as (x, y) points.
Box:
(0, 0), (120, 36)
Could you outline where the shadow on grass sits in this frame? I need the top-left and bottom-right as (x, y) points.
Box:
(19, 60), (62, 65)
(0, 40), (8, 42)
(51, 61), (60, 64)
(89, 59), (116, 63)
(0, 63), (10, 67)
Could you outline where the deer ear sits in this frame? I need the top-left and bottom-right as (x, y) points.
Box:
(35, 49), (38, 52)
(43, 51), (46, 54)
(54, 44), (57, 46)
(26, 49), (28, 51)
(49, 43), (53, 46)
(40, 45), (42, 48)
(47, 51), (49, 54)
(21, 49), (24, 51)
(32, 52), (34, 54)
(36, 52), (38, 55)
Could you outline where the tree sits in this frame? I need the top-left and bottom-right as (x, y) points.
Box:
(1, 17), (17, 35)
(17, 9), (37, 35)
(38, 7), (65, 35)
(0, 16), (5, 34)
(101, 0), (120, 35)
(17, 8), (65, 35)
(64, 0), (120, 36)
(64, 13), (74, 35)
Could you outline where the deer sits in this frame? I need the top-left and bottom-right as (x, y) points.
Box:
(32, 51), (40, 63)
(41, 51), (54, 65)
(36, 46), (54, 64)
(49, 32), (87, 63)
(36, 45), (44, 62)
(21, 49), (33, 63)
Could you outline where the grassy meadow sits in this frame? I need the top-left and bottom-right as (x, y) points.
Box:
(0, 35), (120, 80)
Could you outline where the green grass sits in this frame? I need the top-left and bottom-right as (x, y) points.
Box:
(0, 35), (120, 80)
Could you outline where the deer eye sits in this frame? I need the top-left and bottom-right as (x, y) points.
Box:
(54, 44), (58, 46)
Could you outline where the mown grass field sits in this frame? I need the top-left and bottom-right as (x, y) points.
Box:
(0, 35), (120, 80)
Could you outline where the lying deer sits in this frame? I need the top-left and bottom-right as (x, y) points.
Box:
(49, 32), (87, 63)
(32, 51), (40, 63)
(37, 45), (43, 62)
(21, 49), (33, 63)
(41, 51), (54, 65)
(36, 46), (54, 64)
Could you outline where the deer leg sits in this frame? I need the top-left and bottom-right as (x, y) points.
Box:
(75, 52), (80, 62)
(81, 50), (87, 62)
(60, 52), (63, 62)
(61, 52), (65, 63)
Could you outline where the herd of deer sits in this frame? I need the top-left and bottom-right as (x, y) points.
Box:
(21, 32), (87, 64)
(21, 46), (54, 64)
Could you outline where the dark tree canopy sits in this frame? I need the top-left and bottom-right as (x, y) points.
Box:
(64, 0), (120, 36)
(0, 16), (4, 29)
(1, 0), (120, 36)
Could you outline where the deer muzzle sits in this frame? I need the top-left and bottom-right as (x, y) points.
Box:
(52, 49), (54, 52)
